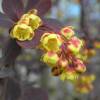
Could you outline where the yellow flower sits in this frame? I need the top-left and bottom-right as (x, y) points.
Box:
(67, 37), (83, 54)
(18, 13), (42, 30)
(42, 52), (59, 67)
(81, 74), (96, 83)
(18, 14), (30, 25)
(58, 59), (68, 68)
(76, 53), (87, 61)
(75, 74), (96, 94)
(94, 41), (100, 49)
(28, 14), (42, 30)
(76, 86), (91, 94)
(10, 24), (33, 41)
(40, 33), (62, 52)
(60, 26), (74, 40)
(60, 69), (79, 81)
(74, 59), (86, 73)
(88, 49), (96, 58)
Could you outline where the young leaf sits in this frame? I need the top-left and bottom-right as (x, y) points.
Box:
(2, 0), (24, 22)
(0, 12), (13, 28)
(43, 18), (64, 33)
(25, 0), (51, 16)
(25, 0), (40, 12)
(34, 0), (51, 16)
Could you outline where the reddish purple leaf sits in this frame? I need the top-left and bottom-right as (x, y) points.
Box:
(20, 86), (48, 100)
(17, 27), (47, 48)
(0, 12), (14, 28)
(43, 18), (64, 33)
(25, 0), (40, 12)
(25, 0), (51, 16)
(2, 0), (24, 22)
(35, 0), (51, 16)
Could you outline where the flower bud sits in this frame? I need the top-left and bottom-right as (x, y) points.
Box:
(18, 13), (42, 30)
(18, 14), (30, 25)
(75, 74), (96, 93)
(88, 49), (96, 58)
(74, 59), (86, 73)
(58, 59), (68, 68)
(10, 24), (33, 41)
(28, 14), (42, 30)
(40, 33), (62, 52)
(42, 52), (59, 67)
(81, 75), (96, 83)
(67, 37), (83, 54)
(60, 26), (74, 40)
(76, 85), (91, 94)
(76, 53), (87, 61)
(94, 41), (100, 49)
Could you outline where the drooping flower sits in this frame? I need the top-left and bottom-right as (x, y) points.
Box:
(18, 10), (42, 30)
(40, 33), (63, 52)
(10, 24), (33, 41)
(60, 68), (79, 81)
(94, 41), (100, 49)
(42, 51), (59, 67)
(58, 59), (68, 68)
(60, 26), (74, 40)
(75, 74), (96, 93)
(67, 36), (83, 54)
(74, 59), (86, 73)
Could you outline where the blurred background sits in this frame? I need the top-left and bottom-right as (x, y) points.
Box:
(0, 0), (100, 100)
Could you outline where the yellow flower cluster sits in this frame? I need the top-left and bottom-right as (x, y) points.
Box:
(40, 26), (86, 82)
(75, 74), (96, 93)
(10, 9), (42, 41)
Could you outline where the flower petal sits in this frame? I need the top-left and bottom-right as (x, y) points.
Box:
(25, 0), (51, 16)
(2, 0), (24, 22)
(0, 12), (14, 28)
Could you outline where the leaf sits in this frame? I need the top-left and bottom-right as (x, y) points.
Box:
(35, 0), (51, 16)
(16, 27), (46, 48)
(20, 86), (48, 100)
(43, 18), (64, 33)
(25, 0), (40, 12)
(2, 0), (24, 22)
(0, 12), (14, 28)
(25, 0), (51, 16)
